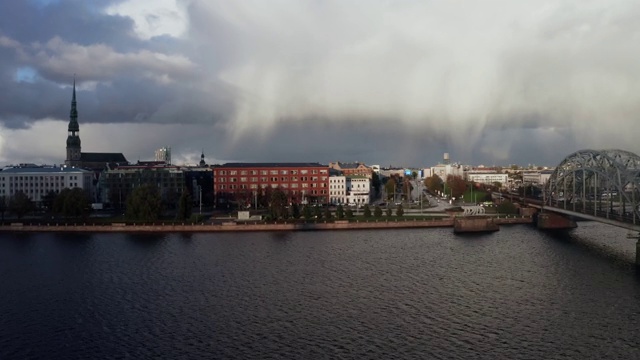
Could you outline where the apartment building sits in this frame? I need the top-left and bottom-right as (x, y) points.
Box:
(213, 163), (330, 206)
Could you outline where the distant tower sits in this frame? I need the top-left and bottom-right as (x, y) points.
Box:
(199, 150), (206, 167)
(443, 152), (450, 165)
(155, 146), (171, 164)
(65, 78), (82, 166)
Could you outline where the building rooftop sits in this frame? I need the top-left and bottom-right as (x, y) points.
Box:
(218, 162), (327, 168)
(1, 166), (92, 174)
(81, 152), (128, 163)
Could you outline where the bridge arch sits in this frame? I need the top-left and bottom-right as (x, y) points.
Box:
(544, 149), (640, 221)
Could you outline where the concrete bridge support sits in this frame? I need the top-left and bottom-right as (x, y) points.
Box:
(637, 240), (640, 267)
(537, 212), (577, 230)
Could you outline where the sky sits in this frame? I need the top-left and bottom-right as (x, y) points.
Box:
(1, 0), (639, 168)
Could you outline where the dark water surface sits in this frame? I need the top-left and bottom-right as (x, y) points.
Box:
(1, 223), (639, 359)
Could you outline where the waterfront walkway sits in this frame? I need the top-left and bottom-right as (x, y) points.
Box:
(0, 216), (532, 233)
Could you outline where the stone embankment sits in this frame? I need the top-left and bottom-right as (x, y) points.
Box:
(0, 216), (532, 233)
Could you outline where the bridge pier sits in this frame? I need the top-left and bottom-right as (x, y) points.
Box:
(536, 212), (577, 230)
(637, 240), (640, 267)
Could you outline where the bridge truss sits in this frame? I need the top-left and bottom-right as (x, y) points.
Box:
(545, 149), (640, 224)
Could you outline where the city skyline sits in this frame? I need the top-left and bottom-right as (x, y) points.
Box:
(1, 0), (639, 167)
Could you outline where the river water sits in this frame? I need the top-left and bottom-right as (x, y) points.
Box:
(1, 223), (639, 359)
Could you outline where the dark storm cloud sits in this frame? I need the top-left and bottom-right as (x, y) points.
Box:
(2, 0), (640, 167)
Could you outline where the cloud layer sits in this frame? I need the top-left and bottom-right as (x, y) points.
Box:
(1, 0), (639, 167)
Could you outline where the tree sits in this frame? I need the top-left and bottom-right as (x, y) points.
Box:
(269, 188), (288, 220)
(371, 172), (382, 196)
(396, 204), (404, 217)
(303, 205), (313, 220)
(385, 176), (397, 201)
(164, 188), (181, 210)
(9, 191), (35, 219)
(177, 190), (193, 220)
(314, 205), (323, 220)
(446, 175), (467, 199)
(126, 184), (163, 221)
(374, 205), (382, 217)
(53, 188), (92, 219)
(497, 200), (518, 214)
(291, 203), (301, 219)
(0, 196), (7, 221)
(345, 208), (354, 218)
(424, 175), (443, 194)
(385, 208), (393, 217)
(412, 171), (418, 180)
(402, 178), (414, 201)
(41, 190), (57, 211)
(324, 207), (332, 220)
(363, 204), (371, 218)
(336, 204), (345, 219)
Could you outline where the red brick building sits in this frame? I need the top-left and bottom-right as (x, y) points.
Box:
(328, 162), (373, 178)
(213, 163), (330, 207)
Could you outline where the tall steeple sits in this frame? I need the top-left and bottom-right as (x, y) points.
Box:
(65, 77), (82, 166)
(199, 150), (206, 167)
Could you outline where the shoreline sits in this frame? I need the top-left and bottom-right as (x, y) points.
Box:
(0, 216), (533, 233)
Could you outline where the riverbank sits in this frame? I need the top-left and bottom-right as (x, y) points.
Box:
(0, 216), (532, 233)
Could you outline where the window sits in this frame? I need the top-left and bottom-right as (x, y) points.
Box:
(230, 170), (237, 175)
(261, 170), (268, 175)
(301, 170), (308, 174)
(241, 170), (248, 175)
(281, 170), (288, 175)
(240, 177), (248, 182)
(270, 170), (278, 175)
(291, 170), (298, 175)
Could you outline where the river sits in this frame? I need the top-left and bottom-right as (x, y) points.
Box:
(1, 223), (639, 359)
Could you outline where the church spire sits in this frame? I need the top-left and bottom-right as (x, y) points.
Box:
(68, 76), (79, 132)
(199, 149), (206, 167)
(65, 76), (81, 166)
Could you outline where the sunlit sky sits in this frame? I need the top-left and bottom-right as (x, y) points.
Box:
(1, 0), (639, 167)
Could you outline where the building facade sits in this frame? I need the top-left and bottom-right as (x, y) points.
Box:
(329, 176), (346, 205)
(522, 170), (553, 185)
(329, 162), (373, 178)
(346, 176), (370, 205)
(101, 163), (185, 209)
(213, 163), (330, 207)
(0, 165), (94, 206)
(466, 173), (509, 187)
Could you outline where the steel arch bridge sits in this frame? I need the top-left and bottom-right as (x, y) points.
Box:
(544, 149), (640, 225)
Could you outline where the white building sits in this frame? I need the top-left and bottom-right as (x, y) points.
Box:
(0, 165), (95, 206)
(431, 163), (464, 180)
(466, 173), (509, 187)
(523, 170), (553, 185)
(346, 176), (370, 205)
(154, 146), (171, 164)
(329, 175), (346, 205)
(329, 175), (371, 205)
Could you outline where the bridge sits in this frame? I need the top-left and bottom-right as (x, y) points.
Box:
(504, 149), (640, 265)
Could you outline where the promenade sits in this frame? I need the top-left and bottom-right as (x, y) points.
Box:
(0, 215), (532, 233)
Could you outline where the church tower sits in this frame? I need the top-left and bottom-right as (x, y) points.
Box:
(199, 150), (206, 167)
(65, 79), (82, 166)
